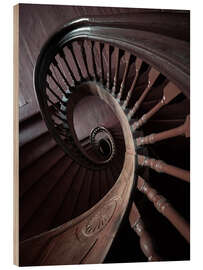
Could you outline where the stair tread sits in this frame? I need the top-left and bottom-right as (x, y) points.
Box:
(74, 170), (94, 217)
(51, 165), (86, 227)
(20, 161), (79, 241)
(100, 170), (109, 198)
(105, 167), (115, 190)
(20, 145), (65, 197)
(19, 113), (48, 147)
(20, 132), (57, 170)
(19, 155), (72, 230)
(89, 171), (101, 207)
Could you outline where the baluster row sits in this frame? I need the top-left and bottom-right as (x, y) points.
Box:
(127, 68), (160, 119)
(137, 176), (190, 243)
(131, 82), (181, 130)
(137, 155), (190, 182)
(136, 115), (190, 146)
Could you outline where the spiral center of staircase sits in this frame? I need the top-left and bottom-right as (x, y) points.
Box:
(90, 126), (115, 162)
(99, 138), (112, 157)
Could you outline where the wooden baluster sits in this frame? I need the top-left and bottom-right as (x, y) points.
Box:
(106, 44), (114, 89)
(98, 42), (105, 84)
(128, 67), (160, 119)
(137, 176), (190, 243)
(57, 130), (72, 141)
(122, 57), (142, 109)
(112, 48), (124, 96)
(46, 82), (66, 106)
(129, 202), (161, 261)
(67, 42), (85, 81)
(47, 69), (68, 97)
(52, 110), (68, 124)
(46, 96), (66, 115)
(90, 40), (99, 81)
(117, 53), (135, 102)
(137, 155), (190, 182)
(59, 49), (77, 84)
(52, 58), (72, 88)
(136, 115), (190, 146)
(78, 40), (92, 80)
(55, 124), (72, 139)
(131, 82), (181, 130)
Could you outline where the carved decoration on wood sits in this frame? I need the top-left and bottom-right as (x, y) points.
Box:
(80, 198), (118, 239)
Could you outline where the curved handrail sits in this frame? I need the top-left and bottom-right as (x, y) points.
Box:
(20, 87), (135, 266)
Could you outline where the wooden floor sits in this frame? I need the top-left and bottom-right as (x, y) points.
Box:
(19, 3), (139, 122)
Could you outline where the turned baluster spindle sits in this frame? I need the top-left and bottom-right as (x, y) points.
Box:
(106, 44), (113, 89)
(112, 48), (124, 96)
(55, 124), (67, 137)
(79, 40), (92, 80)
(129, 202), (161, 261)
(47, 69), (68, 97)
(67, 42), (84, 81)
(98, 42), (105, 84)
(136, 115), (190, 146)
(59, 49), (77, 84)
(131, 82), (181, 130)
(131, 101), (163, 131)
(117, 53), (134, 102)
(90, 40), (99, 81)
(52, 110), (68, 124)
(128, 68), (160, 119)
(46, 82), (66, 106)
(137, 176), (190, 243)
(55, 124), (71, 137)
(52, 58), (71, 88)
(59, 130), (71, 140)
(46, 96), (66, 115)
(122, 57), (142, 109)
(137, 155), (190, 182)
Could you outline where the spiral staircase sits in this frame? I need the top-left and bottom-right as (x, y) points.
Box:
(19, 13), (190, 266)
